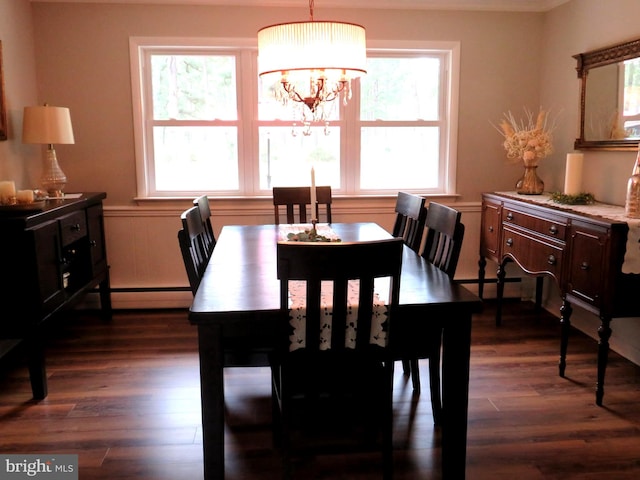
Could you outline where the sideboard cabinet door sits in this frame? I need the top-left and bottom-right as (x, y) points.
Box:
(566, 224), (609, 310)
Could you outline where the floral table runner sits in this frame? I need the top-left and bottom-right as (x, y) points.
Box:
(286, 279), (390, 352)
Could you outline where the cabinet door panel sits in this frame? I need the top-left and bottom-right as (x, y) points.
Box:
(32, 221), (65, 316)
(87, 203), (108, 275)
(481, 200), (500, 259)
(566, 227), (607, 308)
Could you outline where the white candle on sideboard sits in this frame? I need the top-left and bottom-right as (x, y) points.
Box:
(564, 153), (584, 195)
(16, 190), (35, 204)
(310, 167), (317, 221)
(0, 180), (16, 204)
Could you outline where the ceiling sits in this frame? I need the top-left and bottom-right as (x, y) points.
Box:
(30, 0), (571, 13)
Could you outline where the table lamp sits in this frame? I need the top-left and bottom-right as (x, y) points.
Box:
(22, 104), (75, 198)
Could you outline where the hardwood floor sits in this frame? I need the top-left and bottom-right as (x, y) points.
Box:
(1, 300), (640, 479)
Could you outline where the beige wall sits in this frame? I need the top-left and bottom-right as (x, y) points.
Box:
(0, 0), (39, 187)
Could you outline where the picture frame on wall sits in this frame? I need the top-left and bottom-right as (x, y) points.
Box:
(0, 41), (7, 141)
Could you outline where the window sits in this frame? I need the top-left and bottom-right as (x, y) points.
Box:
(130, 38), (459, 197)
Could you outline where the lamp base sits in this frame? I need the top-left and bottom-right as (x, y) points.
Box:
(41, 146), (67, 198)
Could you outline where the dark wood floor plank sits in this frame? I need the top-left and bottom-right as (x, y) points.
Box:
(1, 301), (640, 479)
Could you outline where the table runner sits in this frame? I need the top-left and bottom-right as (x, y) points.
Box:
(286, 279), (390, 351)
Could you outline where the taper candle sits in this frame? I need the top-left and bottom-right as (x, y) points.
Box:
(310, 167), (317, 221)
(563, 153), (584, 195)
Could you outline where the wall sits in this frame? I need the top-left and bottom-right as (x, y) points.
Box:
(541, 0), (640, 365)
(0, 0), (39, 187)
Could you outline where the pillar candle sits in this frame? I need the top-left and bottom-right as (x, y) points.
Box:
(310, 167), (317, 221)
(16, 190), (35, 204)
(0, 181), (16, 205)
(564, 153), (584, 195)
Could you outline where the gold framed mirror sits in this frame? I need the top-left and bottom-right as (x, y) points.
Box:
(574, 37), (640, 151)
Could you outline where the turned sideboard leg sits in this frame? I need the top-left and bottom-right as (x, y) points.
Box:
(478, 256), (487, 300)
(596, 316), (612, 406)
(559, 299), (572, 378)
(495, 261), (507, 327)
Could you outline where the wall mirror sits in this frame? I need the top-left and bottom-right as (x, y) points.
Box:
(574, 37), (640, 151)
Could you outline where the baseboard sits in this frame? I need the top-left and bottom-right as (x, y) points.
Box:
(78, 289), (192, 310)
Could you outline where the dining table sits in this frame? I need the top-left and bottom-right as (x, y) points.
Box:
(188, 222), (483, 479)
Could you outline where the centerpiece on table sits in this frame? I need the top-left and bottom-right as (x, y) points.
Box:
(495, 108), (556, 195)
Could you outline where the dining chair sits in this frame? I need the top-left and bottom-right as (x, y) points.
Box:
(273, 238), (404, 480)
(193, 195), (216, 257)
(178, 206), (271, 369)
(391, 192), (432, 393)
(392, 191), (427, 253)
(273, 186), (332, 224)
(177, 205), (209, 295)
(405, 201), (465, 425)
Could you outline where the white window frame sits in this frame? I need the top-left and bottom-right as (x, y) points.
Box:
(129, 37), (460, 198)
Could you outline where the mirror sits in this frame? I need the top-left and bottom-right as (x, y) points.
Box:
(574, 37), (640, 150)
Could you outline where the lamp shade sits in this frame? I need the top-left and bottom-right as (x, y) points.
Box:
(22, 105), (75, 145)
(257, 21), (367, 79)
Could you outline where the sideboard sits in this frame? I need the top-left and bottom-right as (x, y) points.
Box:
(478, 191), (640, 405)
(0, 192), (111, 399)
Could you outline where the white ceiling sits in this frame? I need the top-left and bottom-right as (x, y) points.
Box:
(30, 0), (571, 13)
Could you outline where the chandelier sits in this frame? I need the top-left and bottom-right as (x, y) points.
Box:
(257, 0), (367, 127)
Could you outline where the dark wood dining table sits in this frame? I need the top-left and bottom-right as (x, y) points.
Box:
(189, 222), (483, 479)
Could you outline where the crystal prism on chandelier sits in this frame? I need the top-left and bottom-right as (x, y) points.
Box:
(257, 0), (367, 127)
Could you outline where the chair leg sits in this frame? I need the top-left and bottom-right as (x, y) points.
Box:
(402, 359), (411, 376)
(428, 348), (442, 426)
(410, 358), (421, 393)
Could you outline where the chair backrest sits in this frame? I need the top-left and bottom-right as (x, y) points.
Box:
(392, 191), (427, 253)
(422, 202), (465, 278)
(273, 186), (332, 224)
(193, 195), (216, 256)
(276, 238), (403, 355)
(178, 206), (210, 295)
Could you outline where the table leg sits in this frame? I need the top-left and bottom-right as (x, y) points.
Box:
(198, 324), (225, 480)
(441, 312), (472, 479)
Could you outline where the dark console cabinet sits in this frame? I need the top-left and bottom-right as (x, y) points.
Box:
(0, 192), (111, 399)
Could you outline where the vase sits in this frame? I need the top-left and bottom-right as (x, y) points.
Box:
(516, 159), (544, 195)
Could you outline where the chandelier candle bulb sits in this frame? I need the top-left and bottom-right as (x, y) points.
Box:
(564, 153), (584, 195)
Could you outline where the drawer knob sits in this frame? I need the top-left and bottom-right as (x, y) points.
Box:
(506, 212), (514, 221)
(549, 225), (558, 235)
(488, 226), (494, 233)
(71, 223), (81, 232)
(506, 238), (514, 247)
(90, 240), (97, 247)
(581, 261), (590, 270)
(547, 255), (557, 265)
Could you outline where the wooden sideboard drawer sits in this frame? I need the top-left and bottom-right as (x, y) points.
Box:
(59, 210), (88, 246)
(502, 226), (564, 280)
(503, 206), (567, 241)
